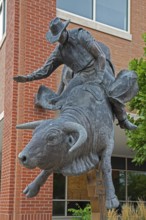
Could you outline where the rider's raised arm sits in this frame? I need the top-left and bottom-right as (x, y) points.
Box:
(78, 29), (106, 71)
(26, 45), (63, 81)
(14, 45), (63, 83)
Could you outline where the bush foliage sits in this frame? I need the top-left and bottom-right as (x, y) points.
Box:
(69, 201), (146, 219)
(68, 203), (91, 220)
(126, 33), (146, 165)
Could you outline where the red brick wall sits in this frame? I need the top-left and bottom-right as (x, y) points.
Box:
(0, 0), (56, 219)
(0, 0), (18, 218)
(0, 0), (146, 219)
(0, 41), (5, 114)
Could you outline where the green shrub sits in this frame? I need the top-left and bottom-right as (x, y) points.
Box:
(68, 201), (146, 219)
(68, 203), (91, 220)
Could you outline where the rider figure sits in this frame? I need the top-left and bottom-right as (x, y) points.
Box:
(14, 17), (137, 130)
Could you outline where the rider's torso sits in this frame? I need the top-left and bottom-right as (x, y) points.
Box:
(59, 29), (94, 73)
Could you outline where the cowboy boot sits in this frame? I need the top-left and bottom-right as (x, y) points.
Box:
(110, 99), (137, 130)
(118, 118), (137, 130)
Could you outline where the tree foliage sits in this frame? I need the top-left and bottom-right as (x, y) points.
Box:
(126, 33), (146, 165)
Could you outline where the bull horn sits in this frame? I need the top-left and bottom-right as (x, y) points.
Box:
(16, 120), (45, 129)
(63, 122), (87, 153)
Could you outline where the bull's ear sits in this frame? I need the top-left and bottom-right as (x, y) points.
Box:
(63, 122), (87, 153)
(16, 120), (45, 130)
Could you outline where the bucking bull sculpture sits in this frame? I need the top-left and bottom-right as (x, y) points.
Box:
(17, 71), (138, 210)
(14, 17), (138, 210)
(18, 79), (119, 209)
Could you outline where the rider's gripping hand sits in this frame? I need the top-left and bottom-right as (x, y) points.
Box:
(13, 75), (28, 83)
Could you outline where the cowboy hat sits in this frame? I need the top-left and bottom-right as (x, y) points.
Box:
(46, 17), (70, 44)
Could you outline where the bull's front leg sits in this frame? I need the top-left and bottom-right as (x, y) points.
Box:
(23, 169), (52, 198)
(101, 139), (119, 209)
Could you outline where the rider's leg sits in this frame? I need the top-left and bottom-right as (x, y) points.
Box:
(106, 69), (138, 130)
(49, 75), (85, 105)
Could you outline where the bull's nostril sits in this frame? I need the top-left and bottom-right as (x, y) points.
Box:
(18, 153), (27, 164)
(22, 156), (27, 163)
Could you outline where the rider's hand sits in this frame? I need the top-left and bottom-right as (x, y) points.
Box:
(13, 75), (28, 83)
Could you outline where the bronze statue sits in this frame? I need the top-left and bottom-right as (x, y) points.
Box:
(14, 17), (139, 209)
(14, 17), (138, 130)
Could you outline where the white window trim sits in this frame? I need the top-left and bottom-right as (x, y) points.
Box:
(0, 111), (4, 121)
(0, 0), (7, 48)
(56, 0), (132, 41)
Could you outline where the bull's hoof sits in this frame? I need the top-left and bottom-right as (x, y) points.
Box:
(23, 182), (40, 198)
(106, 197), (119, 209)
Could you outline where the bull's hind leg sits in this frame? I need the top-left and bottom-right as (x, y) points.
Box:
(101, 136), (119, 209)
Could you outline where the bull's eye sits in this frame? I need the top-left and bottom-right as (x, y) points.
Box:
(69, 136), (72, 144)
(46, 129), (62, 145)
(47, 135), (56, 142)
(68, 135), (74, 146)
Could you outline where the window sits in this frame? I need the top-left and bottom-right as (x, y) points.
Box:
(96, 0), (128, 31)
(53, 173), (90, 217)
(57, 0), (129, 31)
(127, 171), (146, 201)
(53, 157), (146, 218)
(56, 0), (131, 40)
(0, 0), (6, 42)
(57, 0), (93, 20)
(112, 157), (146, 205)
(112, 170), (126, 201)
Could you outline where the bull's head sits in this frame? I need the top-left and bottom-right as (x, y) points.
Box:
(17, 120), (87, 170)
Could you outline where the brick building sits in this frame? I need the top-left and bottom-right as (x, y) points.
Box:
(0, 0), (146, 219)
